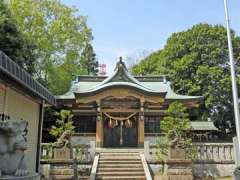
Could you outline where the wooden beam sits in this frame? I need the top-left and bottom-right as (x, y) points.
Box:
(102, 108), (140, 113)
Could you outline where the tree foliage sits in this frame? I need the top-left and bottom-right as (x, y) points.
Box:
(156, 102), (196, 161)
(161, 102), (190, 138)
(49, 110), (75, 139)
(131, 50), (165, 75)
(0, 0), (36, 74)
(132, 23), (240, 131)
(80, 43), (99, 75)
(9, 0), (95, 94)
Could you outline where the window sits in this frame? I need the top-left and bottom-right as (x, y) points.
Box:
(73, 116), (96, 133)
(144, 116), (161, 133)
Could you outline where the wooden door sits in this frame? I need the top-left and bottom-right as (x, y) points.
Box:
(103, 119), (137, 147)
(122, 120), (137, 147)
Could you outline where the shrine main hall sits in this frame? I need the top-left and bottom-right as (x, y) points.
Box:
(56, 58), (203, 147)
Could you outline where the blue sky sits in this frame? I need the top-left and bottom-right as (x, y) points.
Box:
(62, 0), (240, 73)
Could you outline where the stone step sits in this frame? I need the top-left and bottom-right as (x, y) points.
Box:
(96, 175), (146, 180)
(96, 148), (143, 153)
(97, 171), (145, 176)
(100, 156), (140, 159)
(99, 160), (142, 164)
(98, 164), (143, 168)
(100, 155), (140, 157)
(97, 167), (144, 172)
(100, 153), (140, 156)
(95, 151), (147, 180)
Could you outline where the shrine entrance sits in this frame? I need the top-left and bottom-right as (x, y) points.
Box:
(103, 112), (138, 147)
(58, 58), (201, 149)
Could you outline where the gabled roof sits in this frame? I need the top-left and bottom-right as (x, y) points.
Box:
(190, 121), (218, 131)
(57, 58), (202, 102)
(74, 58), (166, 96)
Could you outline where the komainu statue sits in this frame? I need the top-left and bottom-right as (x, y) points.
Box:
(168, 128), (184, 149)
(53, 130), (71, 148)
(0, 120), (29, 177)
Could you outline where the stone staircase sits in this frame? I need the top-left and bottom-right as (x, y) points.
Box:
(95, 150), (147, 180)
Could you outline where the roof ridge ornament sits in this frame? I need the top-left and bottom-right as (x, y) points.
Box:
(114, 56), (128, 72)
(119, 56), (123, 63)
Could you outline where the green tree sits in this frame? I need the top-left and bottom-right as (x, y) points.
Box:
(80, 43), (99, 75)
(161, 102), (190, 138)
(131, 50), (166, 75)
(9, 0), (93, 93)
(49, 110), (75, 139)
(156, 102), (196, 161)
(0, 0), (36, 74)
(132, 23), (240, 131)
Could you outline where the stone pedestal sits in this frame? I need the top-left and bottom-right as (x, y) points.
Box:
(54, 147), (71, 159)
(234, 167), (240, 180)
(0, 173), (40, 180)
(166, 146), (193, 180)
(168, 147), (185, 159)
(166, 159), (193, 180)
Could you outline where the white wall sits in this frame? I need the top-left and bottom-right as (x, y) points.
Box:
(0, 86), (40, 173)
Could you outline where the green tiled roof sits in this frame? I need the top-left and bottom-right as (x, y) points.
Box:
(57, 58), (202, 101)
(190, 121), (218, 131)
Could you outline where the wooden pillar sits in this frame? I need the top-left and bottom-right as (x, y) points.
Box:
(138, 101), (145, 147)
(96, 102), (103, 147)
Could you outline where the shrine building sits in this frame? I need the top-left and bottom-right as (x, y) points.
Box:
(57, 58), (203, 147)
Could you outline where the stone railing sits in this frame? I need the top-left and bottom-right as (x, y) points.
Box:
(40, 142), (95, 163)
(145, 142), (235, 163)
(193, 143), (234, 163)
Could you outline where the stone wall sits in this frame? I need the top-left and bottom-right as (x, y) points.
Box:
(193, 163), (235, 178)
(40, 143), (94, 179)
(148, 163), (235, 179)
(144, 136), (235, 178)
(0, 86), (40, 173)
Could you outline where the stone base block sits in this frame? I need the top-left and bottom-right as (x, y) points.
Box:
(167, 168), (192, 175)
(154, 174), (168, 180)
(167, 175), (193, 180)
(166, 159), (193, 180)
(168, 148), (185, 159)
(54, 147), (70, 159)
(0, 173), (40, 180)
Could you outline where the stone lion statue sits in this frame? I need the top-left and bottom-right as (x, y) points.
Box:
(53, 130), (72, 148)
(169, 128), (184, 148)
(0, 120), (29, 177)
